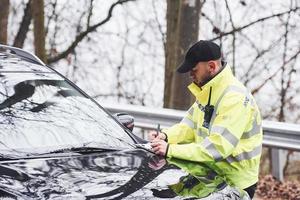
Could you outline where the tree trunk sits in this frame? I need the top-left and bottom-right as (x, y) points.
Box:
(0, 0), (10, 45)
(164, 0), (201, 110)
(32, 0), (46, 63)
(13, 0), (32, 48)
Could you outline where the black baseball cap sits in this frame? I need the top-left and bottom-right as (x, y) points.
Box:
(177, 40), (221, 73)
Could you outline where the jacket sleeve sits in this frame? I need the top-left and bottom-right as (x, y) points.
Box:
(167, 92), (253, 162)
(162, 103), (197, 144)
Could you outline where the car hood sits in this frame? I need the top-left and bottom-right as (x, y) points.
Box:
(0, 149), (187, 199)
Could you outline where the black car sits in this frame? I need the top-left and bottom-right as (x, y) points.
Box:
(0, 45), (227, 200)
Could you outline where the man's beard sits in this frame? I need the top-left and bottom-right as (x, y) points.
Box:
(195, 66), (225, 87)
(196, 74), (213, 87)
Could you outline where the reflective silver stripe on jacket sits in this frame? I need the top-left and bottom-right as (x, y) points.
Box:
(187, 106), (194, 116)
(196, 170), (219, 184)
(241, 114), (261, 139)
(197, 128), (207, 138)
(203, 137), (262, 163)
(180, 117), (195, 129)
(210, 126), (239, 147)
(225, 145), (262, 163)
(200, 85), (261, 163)
(202, 138), (223, 162)
(209, 85), (252, 131)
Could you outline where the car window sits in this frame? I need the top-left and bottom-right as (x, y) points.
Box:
(0, 72), (134, 157)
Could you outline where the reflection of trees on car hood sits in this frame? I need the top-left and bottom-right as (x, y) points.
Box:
(0, 150), (146, 199)
(0, 73), (134, 156)
(0, 149), (188, 199)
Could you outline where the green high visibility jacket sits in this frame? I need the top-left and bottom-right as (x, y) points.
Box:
(167, 157), (226, 198)
(165, 65), (263, 190)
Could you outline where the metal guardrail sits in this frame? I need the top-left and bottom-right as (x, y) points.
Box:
(103, 103), (300, 151)
(103, 103), (300, 181)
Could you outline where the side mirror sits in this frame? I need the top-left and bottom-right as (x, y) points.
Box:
(113, 112), (134, 131)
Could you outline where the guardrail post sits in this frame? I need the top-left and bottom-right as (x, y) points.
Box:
(271, 148), (285, 181)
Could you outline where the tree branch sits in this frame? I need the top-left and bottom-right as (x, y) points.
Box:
(13, 0), (32, 48)
(251, 49), (300, 94)
(210, 7), (300, 41)
(87, 0), (94, 29)
(151, 0), (166, 50)
(243, 34), (284, 86)
(224, 0), (236, 74)
(47, 0), (135, 64)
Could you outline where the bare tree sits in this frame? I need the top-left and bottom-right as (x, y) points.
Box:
(13, 0), (32, 48)
(164, 0), (202, 110)
(7, 0), (300, 125)
(47, 0), (135, 64)
(0, 0), (10, 44)
(32, 0), (46, 63)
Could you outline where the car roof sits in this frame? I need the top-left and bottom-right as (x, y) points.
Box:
(0, 45), (52, 73)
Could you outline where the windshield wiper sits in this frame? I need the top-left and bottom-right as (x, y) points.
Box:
(0, 141), (127, 159)
(0, 147), (119, 161)
(47, 146), (119, 154)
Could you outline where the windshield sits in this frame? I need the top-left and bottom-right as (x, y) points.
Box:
(0, 72), (134, 157)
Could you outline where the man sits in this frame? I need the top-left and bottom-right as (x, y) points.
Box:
(149, 40), (263, 199)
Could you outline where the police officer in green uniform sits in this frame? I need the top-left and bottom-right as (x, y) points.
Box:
(149, 40), (262, 199)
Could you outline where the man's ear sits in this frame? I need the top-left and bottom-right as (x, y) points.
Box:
(208, 61), (217, 74)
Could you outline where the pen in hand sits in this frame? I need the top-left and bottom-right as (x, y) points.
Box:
(155, 123), (160, 138)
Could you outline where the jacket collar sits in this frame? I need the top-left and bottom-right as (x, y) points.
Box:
(188, 65), (234, 105)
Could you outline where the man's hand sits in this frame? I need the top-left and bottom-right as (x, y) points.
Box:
(148, 155), (166, 170)
(148, 131), (166, 142)
(151, 139), (168, 157)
